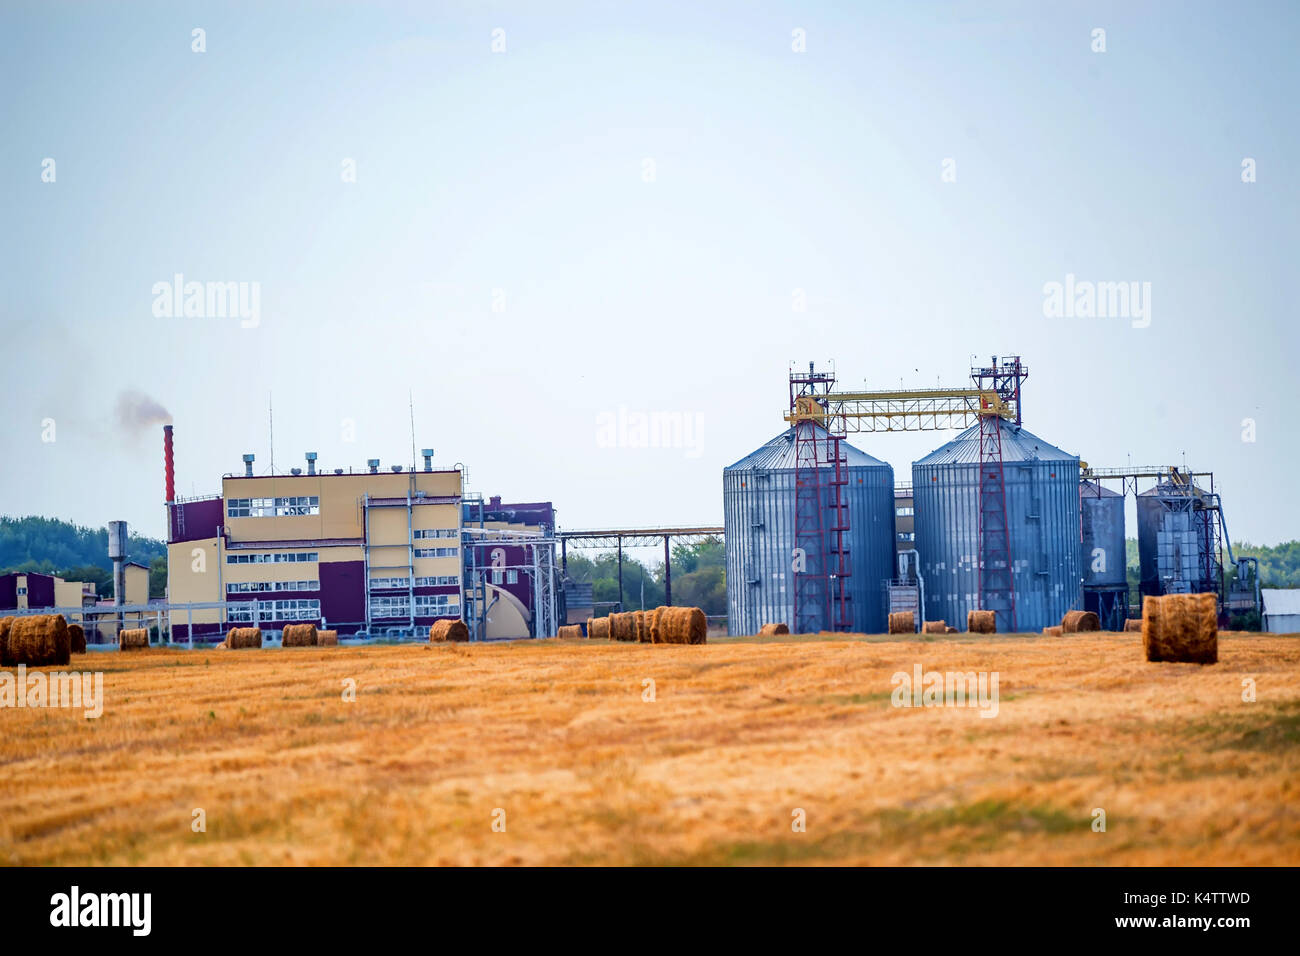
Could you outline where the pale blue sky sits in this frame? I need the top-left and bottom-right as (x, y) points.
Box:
(1, 1), (1296, 549)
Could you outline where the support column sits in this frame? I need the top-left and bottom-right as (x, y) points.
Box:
(664, 535), (672, 606)
(617, 538), (624, 611)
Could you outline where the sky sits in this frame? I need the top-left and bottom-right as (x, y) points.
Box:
(1, 0), (1296, 552)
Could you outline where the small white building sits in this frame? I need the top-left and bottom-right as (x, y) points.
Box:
(1261, 589), (1300, 634)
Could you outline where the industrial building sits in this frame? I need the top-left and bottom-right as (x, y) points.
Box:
(163, 426), (557, 642)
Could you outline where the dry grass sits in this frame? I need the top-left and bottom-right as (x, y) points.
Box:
(1, 631), (1297, 866)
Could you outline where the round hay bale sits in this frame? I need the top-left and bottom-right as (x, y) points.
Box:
(430, 619), (469, 643)
(610, 612), (638, 642)
(68, 622), (87, 654)
(635, 610), (651, 643)
(921, 620), (946, 635)
(119, 627), (149, 650)
(0, 616), (13, 666)
(888, 612), (915, 635)
(1143, 593), (1217, 664)
(652, 606), (707, 645)
(587, 616), (611, 640)
(282, 623), (318, 647)
(556, 624), (583, 640)
(1042, 625), (1063, 636)
(649, 607), (666, 643)
(227, 627), (263, 649)
(1123, 618), (1141, 632)
(317, 629), (339, 646)
(967, 610), (997, 634)
(758, 622), (790, 636)
(6, 615), (71, 666)
(1061, 610), (1100, 633)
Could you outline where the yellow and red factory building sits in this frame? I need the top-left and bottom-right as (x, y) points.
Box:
(164, 427), (553, 641)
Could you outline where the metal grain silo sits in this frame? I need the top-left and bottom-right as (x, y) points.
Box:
(723, 426), (895, 635)
(1137, 479), (1216, 596)
(912, 419), (1081, 633)
(1080, 480), (1127, 629)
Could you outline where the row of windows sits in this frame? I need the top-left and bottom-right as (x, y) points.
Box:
(228, 599), (321, 623)
(227, 552), (318, 564)
(228, 496), (320, 518)
(414, 547), (458, 558)
(413, 528), (458, 539)
(226, 580), (319, 594)
(419, 576), (459, 587)
(369, 595), (461, 618)
(897, 532), (916, 541)
(896, 506), (915, 517)
(370, 575), (461, 590)
(491, 570), (519, 584)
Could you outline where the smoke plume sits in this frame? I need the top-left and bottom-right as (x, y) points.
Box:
(115, 390), (172, 438)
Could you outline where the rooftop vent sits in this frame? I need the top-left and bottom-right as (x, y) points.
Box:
(390, 465), (403, 473)
(367, 459), (380, 474)
(421, 448), (434, 471)
(242, 453), (255, 478)
(290, 467), (302, 476)
(305, 452), (318, 476)
(334, 468), (344, 475)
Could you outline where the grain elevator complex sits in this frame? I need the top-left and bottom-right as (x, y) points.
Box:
(722, 357), (1258, 635)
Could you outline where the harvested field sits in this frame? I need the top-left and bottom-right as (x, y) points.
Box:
(0, 630), (1297, 866)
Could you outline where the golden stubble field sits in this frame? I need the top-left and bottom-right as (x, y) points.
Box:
(1, 631), (1297, 866)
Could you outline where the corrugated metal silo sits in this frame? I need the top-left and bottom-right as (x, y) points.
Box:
(912, 419), (1081, 632)
(1080, 480), (1125, 587)
(1080, 480), (1127, 629)
(723, 426), (895, 635)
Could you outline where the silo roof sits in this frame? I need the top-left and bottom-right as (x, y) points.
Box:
(914, 419), (1078, 466)
(1080, 479), (1122, 498)
(725, 426), (890, 472)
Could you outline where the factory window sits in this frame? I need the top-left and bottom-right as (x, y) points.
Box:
(414, 547), (458, 558)
(507, 570), (518, 584)
(369, 595), (410, 618)
(896, 506), (914, 517)
(226, 552), (318, 564)
(17, 587), (26, 595)
(413, 528), (457, 539)
(897, 532), (915, 542)
(369, 576), (411, 591)
(227, 599), (320, 623)
(415, 594), (459, 616)
(415, 576), (458, 587)
(226, 580), (319, 594)
(226, 497), (319, 518)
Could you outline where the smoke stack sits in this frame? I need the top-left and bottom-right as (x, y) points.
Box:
(107, 521), (128, 607)
(163, 425), (175, 504)
(242, 453), (255, 477)
(421, 448), (433, 471)
(368, 459), (380, 474)
(489, 495), (502, 509)
(305, 452), (317, 476)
